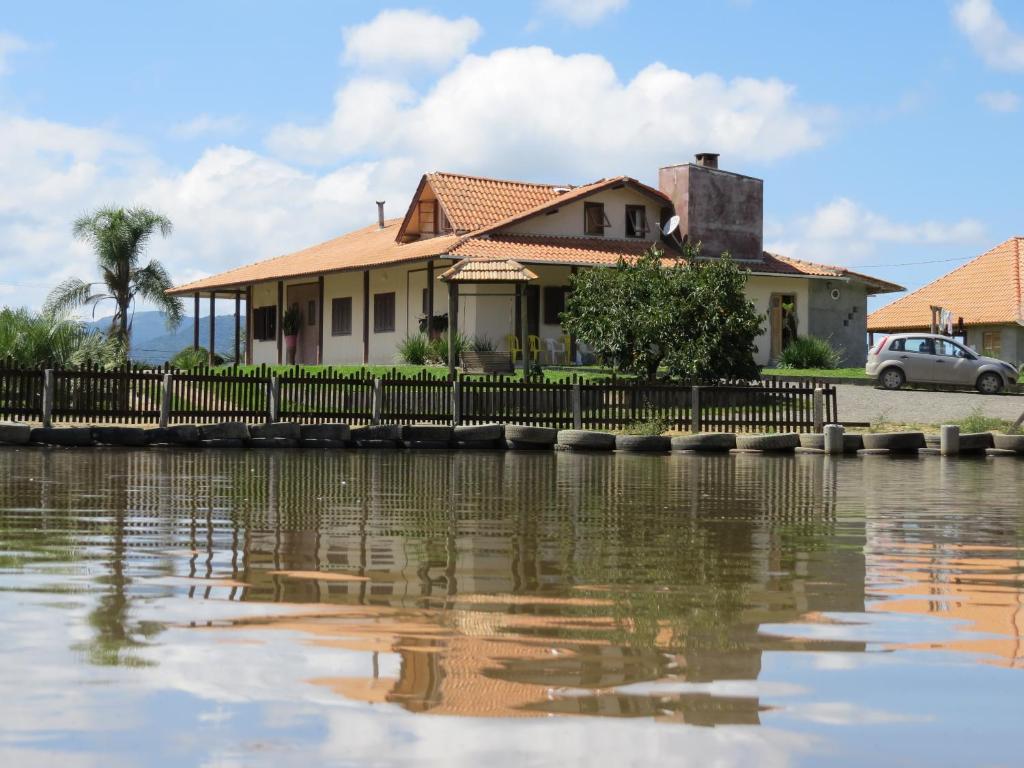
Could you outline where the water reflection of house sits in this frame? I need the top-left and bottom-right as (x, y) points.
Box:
(0, 447), (873, 722)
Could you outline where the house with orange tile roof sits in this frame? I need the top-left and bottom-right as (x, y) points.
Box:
(868, 237), (1024, 365)
(168, 154), (902, 367)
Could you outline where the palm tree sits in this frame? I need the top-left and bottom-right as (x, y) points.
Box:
(44, 206), (183, 354)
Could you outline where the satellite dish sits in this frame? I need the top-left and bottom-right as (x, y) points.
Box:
(662, 215), (680, 237)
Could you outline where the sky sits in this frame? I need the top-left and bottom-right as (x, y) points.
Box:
(1, 0), (1022, 316)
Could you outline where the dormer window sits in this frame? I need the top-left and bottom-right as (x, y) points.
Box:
(584, 202), (610, 236)
(625, 205), (648, 238)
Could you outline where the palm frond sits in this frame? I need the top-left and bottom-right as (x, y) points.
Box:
(133, 260), (184, 328)
(43, 277), (104, 316)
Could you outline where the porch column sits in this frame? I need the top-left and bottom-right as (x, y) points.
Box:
(519, 283), (529, 375)
(569, 265), (578, 364)
(192, 293), (200, 350)
(276, 280), (284, 365)
(447, 281), (459, 379)
(317, 275), (325, 364)
(245, 286), (253, 364)
(234, 291), (241, 364)
(208, 293), (216, 365)
(362, 270), (370, 365)
(426, 260), (435, 339)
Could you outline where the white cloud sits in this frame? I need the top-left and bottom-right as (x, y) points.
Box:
(0, 110), (413, 310)
(169, 113), (244, 139)
(766, 198), (985, 266)
(953, 0), (1024, 71)
(541, 0), (628, 26)
(1, 39), (833, 312)
(268, 46), (832, 179)
(0, 32), (28, 76)
(342, 10), (481, 70)
(978, 89), (1020, 111)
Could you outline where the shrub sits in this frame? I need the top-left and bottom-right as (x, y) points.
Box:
(170, 346), (210, 369)
(471, 335), (495, 352)
(622, 416), (668, 436)
(956, 407), (1018, 434)
(398, 334), (431, 365)
(777, 336), (841, 370)
(427, 332), (469, 364)
(0, 307), (125, 368)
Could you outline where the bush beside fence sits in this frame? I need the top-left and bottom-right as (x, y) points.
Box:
(0, 362), (836, 433)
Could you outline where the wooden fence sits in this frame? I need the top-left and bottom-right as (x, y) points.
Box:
(0, 363), (837, 433)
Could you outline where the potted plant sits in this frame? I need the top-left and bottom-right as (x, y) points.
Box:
(418, 312), (449, 340)
(461, 336), (512, 374)
(281, 305), (302, 364)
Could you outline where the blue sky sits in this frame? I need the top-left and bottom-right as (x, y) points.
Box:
(1, 0), (1022, 314)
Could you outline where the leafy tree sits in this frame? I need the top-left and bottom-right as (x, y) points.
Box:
(0, 306), (124, 368)
(44, 207), (183, 355)
(561, 244), (763, 381)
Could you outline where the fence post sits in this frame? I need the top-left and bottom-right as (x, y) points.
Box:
(452, 378), (462, 426)
(372, 378), (383, 425)
(42, 369), (54, 428)
(691, 385), (701, 433)
(572, 380), (582, 430)
(812, 387), (824, 433)
(267, 376), (280, 423)
(159, 372), (173, 428)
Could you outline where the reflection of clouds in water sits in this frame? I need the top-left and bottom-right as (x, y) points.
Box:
(137, 624), (403, 706)
(315, 710), (818, 768)
(774, 702), (932, 726)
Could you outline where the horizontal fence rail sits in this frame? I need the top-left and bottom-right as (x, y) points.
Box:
(0, 363), (838, 433)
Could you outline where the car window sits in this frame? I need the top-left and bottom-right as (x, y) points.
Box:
(889, 338), (905, 352)
(934, 340), (970, 358)
(904, 337), (936, 355)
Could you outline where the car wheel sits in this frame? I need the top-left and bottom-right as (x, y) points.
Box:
(976, 372), (1003, 395)
(879, 367), (905, 390)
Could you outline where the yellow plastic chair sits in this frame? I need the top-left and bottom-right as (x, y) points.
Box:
(527, 335), (541, 363)
(505, 334), (522, 363)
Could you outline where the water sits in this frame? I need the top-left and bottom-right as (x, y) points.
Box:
(0, 448), (1021, 767)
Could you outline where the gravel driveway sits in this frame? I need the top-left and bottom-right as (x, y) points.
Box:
(836, 383), (1024, 426)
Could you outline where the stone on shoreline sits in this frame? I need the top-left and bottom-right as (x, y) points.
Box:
(0, 422), (31, 445)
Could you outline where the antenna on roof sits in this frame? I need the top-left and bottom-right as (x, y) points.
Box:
(661, 215), (687, 249)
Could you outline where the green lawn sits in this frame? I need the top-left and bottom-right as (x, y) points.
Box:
(760, 367), (870, 380)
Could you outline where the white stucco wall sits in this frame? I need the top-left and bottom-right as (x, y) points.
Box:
(250, 281), (278, 365)
(964, 323), (1024, 365)
(744, 275), (811, 366)
(502, 187), (662, 242)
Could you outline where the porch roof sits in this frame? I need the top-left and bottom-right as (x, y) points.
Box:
(167, 220), (459, 296)
(439, 258), (538, 284)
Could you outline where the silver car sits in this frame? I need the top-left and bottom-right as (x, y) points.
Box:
(866, 333), (1020, 394)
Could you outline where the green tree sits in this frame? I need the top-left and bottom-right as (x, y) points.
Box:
(44, 207), (183, 355)
(561, 244), (763, 381)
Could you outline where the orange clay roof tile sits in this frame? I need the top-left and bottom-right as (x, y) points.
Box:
(168, 172), (900, 296)
(426, 172), (563, 232)
(167, 220), (458, 294)
(867, 237), (1024, 330)
(439, 258), (538, 283)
